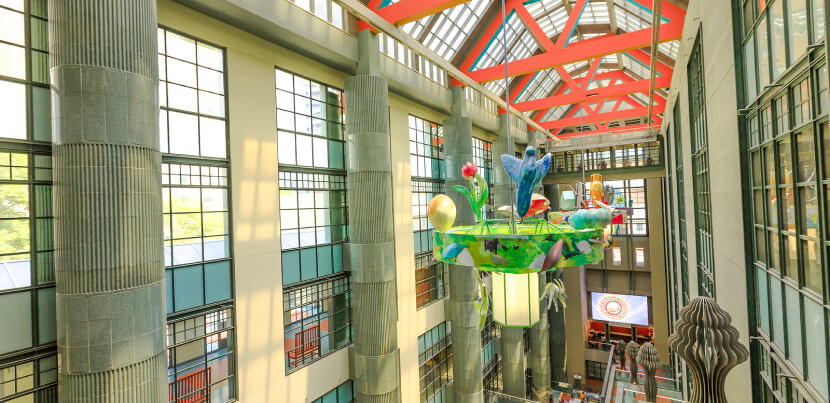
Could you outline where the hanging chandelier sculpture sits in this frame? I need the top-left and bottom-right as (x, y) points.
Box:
(428, 149), (611, 328)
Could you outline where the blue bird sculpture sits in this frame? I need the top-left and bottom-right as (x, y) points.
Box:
(501, 146), (552, 218)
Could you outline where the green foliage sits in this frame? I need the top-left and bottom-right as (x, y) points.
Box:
(0, 184), (30, 260)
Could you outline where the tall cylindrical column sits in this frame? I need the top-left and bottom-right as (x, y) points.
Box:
(49, 0), (166, 401)
(493, 114), (526, 399)
(444, 85), (483, 403)
(346, 30), (400, 402)
(549, 270), (568, 383)
(530, 273), (552, 400)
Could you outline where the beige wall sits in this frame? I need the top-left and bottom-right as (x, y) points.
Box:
(660, 0), (752, 398)
(159, 2), (505, 400)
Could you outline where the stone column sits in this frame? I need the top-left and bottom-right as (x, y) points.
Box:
(530, 273), (552, 400)
(49, 1), (166, 401)
(493, 114), (526, 399)
(444, 85), (483, 403)
(345, 30), (401, 402)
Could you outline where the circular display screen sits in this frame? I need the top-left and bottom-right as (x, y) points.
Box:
(598, 294), (630, 321)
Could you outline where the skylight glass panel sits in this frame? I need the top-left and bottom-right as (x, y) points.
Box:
(541, 104), (569, 122)
(474, 12), (537, 71)
(515, 69), (561, 103)
(419, 0), (489, 60)
(621, 53), (650, 79)
(658, 40), (679, 59)
(615, 0), (651, 33)
(580, 2), (610, 25)
(526, 0), (568, 38)
(629, 92), (649, 106)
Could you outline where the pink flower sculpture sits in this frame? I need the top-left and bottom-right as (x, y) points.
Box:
(462, 162), (477, 179)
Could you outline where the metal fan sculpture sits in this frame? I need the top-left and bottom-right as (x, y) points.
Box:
(626, 341), (640, 385)
(668, 297), (749, 403)
(637, 342), (661, 403)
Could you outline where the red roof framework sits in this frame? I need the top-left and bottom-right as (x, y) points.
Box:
(362, 0), (687, 140)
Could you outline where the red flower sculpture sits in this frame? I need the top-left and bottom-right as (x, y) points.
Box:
(462, 162), (477, 179)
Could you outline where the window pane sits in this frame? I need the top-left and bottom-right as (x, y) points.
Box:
(173, 265), (204, 311)
(168, 112), (199, 155)
(788, 0), (808, 62)
(757, 268), (770, 335)
(757, 16), (770, 87)
(804, 297), (828, 400)
(770, 0), (786, 77)
(0, 291), (32, 354)
(769, 276), (785, 348)
(0, 80), (27, 139)
(37, 287), (55, 344)
(204, 261), (231, 303)
(813, 0), (825, 42)
(784, 285), (803, 372)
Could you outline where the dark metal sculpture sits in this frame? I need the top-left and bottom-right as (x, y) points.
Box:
(637, 343), (661, 402)
(625, 341), (640, 385)
(668, 296), (749, 403)
(615, 340), (626, 369)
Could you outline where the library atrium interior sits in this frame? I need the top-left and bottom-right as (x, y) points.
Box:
(0, 0), (829, 402)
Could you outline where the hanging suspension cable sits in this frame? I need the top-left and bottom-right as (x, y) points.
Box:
(500, 0), (518, 234)
(646, 0), (662, 130)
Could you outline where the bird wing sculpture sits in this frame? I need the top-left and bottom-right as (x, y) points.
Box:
(500, 147), (553, 218)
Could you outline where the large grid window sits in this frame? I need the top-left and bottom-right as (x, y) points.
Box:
(472, 138), (494, 215)
(162, 162), (233, 314)
(159, 28), (236, 403)
(419, 322), (452, 403)
(279, 170), (347, 285)
(159, 28), (227, 159)
(276, 68), (346, 170)
(283, 276), (351, 373)
(166, 306), (235, 403)
(312, 380), (354, 403)
(741, 1), (830, 400)
(0, 0), (50, 142)
(410, 116), (447, 308)
(585, 179), (648, 235)
(277, 67), (351, 372)
(687, 32), (714, 299)
(673, 105), (689, 305)
(0, 1), (56, 399)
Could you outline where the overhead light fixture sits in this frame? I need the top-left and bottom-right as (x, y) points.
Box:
(491, 272), (540, 328)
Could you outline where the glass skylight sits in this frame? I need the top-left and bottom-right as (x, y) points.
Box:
(474, 11), (537, 71)
(515, 68), (561, 103)
(410, 0), (490, 60)
(525, 0), (568, 38)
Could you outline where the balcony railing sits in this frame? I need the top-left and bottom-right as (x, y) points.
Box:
(550, 142), (664, 175)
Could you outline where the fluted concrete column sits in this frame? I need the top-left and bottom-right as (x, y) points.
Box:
(530, 273), (552, 400)
(346, 30), (401, 402)
(493, 114), (527, 399)
(444, 85), (483, 403)
(49, 0), (166, 401)
(549, 270), (567, 383)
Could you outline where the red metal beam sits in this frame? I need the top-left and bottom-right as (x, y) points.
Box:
(554, 121), (661, 139)
(555, 0), (588, 48)
(514, 4), (554, 51)
(375, 0), (473, 26)
(467, 20), (683, 82)
(512, 74), (672, 111)
(540, 104), (666, 128)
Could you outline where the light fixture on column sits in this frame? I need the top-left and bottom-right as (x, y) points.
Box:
(491, 272), (540, 327)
